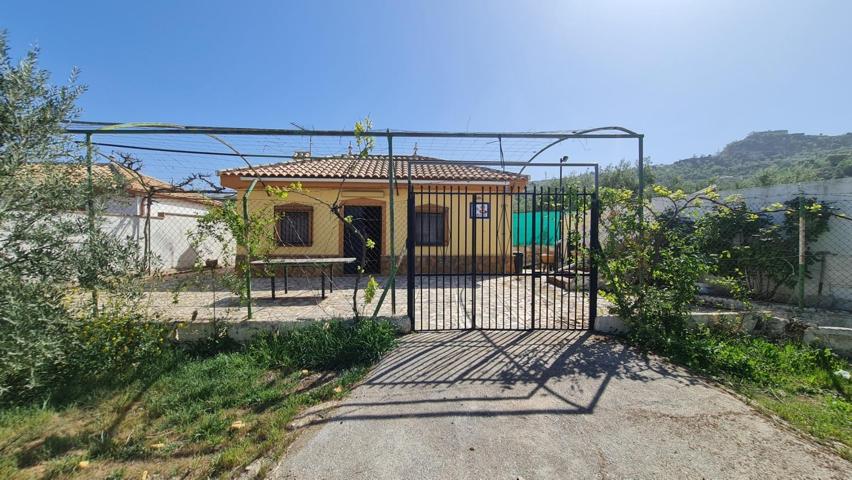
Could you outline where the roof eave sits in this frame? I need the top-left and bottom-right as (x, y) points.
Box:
(232, 175), (519, 186)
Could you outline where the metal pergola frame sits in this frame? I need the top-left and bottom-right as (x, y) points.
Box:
(66, 121), (644, 323)
(67, 121), (646, 213)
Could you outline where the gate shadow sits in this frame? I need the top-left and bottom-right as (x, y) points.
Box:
(305, 330), (701, 424)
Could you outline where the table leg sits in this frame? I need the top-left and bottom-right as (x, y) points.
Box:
(284, 266), (288, 294)
(328, 265), (333, 293)
(321, 270), (326, 299)
(271, 275), (276, 300)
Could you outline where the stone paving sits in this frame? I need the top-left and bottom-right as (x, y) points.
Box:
(138, 270), (610, 329)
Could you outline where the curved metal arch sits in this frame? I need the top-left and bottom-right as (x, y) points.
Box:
(570, 126), (641, 136)
(517, 137), (569, 175)
(516, 126), (640, 175)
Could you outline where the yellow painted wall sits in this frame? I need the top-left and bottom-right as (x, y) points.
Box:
(410, 187), (514, 257)
(236, 182), (515, 259)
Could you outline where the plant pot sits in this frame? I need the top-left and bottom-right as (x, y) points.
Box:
(512, 252), (524, 274)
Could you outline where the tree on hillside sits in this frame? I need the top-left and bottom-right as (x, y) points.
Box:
(652, 131), (852, 191)
(533, 158), (653, 194)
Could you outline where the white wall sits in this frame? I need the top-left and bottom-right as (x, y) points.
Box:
(103, 195), (233, 272)
(652, 177), (852, 311)
(149, 197), (209, 217)
(716, 178), (852, 310)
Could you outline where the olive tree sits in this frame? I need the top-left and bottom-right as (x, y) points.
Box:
(0, 32), (139, 402)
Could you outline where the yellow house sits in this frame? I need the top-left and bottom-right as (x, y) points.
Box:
(219, 154), (529, 275)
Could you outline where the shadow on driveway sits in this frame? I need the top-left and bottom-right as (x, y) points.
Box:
(271, 330), (849, 479)
(332, 330), (697, 419)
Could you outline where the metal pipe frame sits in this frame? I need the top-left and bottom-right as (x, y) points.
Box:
(67, 121), (642, 139)
(66, 122), (643, 208)
(70, 122), (645, 329)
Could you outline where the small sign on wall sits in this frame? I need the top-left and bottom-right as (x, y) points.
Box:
(469, 201), (490, 219)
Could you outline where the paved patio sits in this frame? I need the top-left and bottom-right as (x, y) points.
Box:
(139, 271), (609, 329)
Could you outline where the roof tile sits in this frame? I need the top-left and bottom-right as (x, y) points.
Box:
(219, 155), (527, 183)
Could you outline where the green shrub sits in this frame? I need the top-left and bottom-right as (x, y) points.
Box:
(250, 319), (397, 371)
(0, 33), (153, 406)
(634, 322), (850, 396)
(598, 185), (850, 401)
(0, 277), (77, 404)
(1, 301), (176, 406)
(71, 308), (172, 380)
(693, 196), (834, 300)
(598, 186), (711, 346)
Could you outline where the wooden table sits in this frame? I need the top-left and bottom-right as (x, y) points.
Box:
(249, 257), (357, 299)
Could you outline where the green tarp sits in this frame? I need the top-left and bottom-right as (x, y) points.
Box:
(512, 211), (562, 246)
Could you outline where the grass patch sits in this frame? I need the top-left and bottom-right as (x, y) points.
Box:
(630, 324), (852, 460)
(0, 320), (396, 479)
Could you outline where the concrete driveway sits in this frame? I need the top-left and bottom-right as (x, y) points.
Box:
(270, 330), (849, 479)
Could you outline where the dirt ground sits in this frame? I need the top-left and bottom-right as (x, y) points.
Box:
(269, 330), (850, 479)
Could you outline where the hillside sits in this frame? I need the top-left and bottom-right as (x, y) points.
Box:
(653, 130), (852, 191)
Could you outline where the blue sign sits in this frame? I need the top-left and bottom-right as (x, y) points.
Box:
(469, 201), (490, 219)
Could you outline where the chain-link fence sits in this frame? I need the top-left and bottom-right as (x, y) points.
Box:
(731, 185), (852, 311)
(809, 209), (852, 310)
(651, 179), (852, 312)
(62, 123), (637, 330)
(58, 122), (852, 331)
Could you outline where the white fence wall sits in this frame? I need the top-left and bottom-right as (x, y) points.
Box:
(103, 196), (233, 273)
(652, 177), (852, 311)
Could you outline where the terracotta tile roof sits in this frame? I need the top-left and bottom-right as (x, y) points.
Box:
(106, 164), (219, 205)
(24, 162), (217, 206)
(219, 155), (527, 183)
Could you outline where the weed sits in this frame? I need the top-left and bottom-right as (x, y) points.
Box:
(0, 320), (396, 478)
(104, 468), (126, 480)
(249, 319), (397, 371)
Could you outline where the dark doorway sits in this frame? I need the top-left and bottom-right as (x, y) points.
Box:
(343, 205), (382, 274)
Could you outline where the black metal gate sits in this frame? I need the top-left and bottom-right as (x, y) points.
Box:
(406, 184), (599, 331)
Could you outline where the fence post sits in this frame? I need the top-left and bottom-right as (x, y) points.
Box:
(406, 185), (416, 331)
(637, 136), (645, 320)
(387, 133), (396, 314)
(471, 194), (477, 329)
(798, 195), (806, 309)
(589, 193), (600, 329)
(85, 133), (98, 317)
(531, 187), (537, 329)
(243, 178), (259, 319)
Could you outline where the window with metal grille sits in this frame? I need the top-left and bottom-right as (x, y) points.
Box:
(275, 206), (312, 246)
(414, 211), (446, 246)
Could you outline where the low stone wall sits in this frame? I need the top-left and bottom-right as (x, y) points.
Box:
(594, 310), (852, 358)
(170, 315), (412, 343)
(698, 295), (852, 328)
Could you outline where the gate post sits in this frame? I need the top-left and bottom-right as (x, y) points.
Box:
(406, 186), (416, 331)
(470, 195), (477, 329)
(589, 193), (600, 329)
(530, 187), (537, 329)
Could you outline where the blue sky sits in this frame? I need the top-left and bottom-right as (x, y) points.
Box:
(5, 0), (852, 176)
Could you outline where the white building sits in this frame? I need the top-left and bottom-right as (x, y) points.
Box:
(94, 163), (230, 272)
